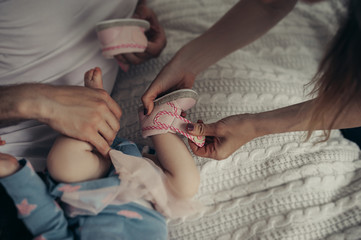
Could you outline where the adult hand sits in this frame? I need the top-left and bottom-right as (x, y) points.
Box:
(141, 56), (197, 115)
(114, 0), (166, 66)
(44, 86), (122, 157)
(186, 115), (258, 160)
(4, 83), (122, 157)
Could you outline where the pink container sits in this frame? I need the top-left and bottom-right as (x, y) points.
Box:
(95, 19), (150, 58)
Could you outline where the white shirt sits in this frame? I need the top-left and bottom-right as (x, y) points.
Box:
(0, 0), (138, 171)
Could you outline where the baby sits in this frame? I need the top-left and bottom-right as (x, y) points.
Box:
(0, 67), (204, 240)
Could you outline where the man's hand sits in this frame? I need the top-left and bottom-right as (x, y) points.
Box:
(115, 0), (166, 66)
(5, 82), (121, 157)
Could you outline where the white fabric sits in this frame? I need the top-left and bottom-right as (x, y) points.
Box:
(112, 0), (361, 239)
(0, 0), (137, 171)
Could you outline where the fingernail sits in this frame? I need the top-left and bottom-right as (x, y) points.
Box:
(186, 123), (194, 131)
(144, 108), (148, 115)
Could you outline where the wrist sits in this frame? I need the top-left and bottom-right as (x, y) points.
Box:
(174, 36), (220, 76)
(237, 113), (266, 138)
(223, 113), (263, 141)
(250, 113), (273, 138)
(14, 84), (50, 121)
(249, 103), (310, 137)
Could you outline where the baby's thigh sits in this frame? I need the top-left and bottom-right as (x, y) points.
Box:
(47, 136), (110, 183)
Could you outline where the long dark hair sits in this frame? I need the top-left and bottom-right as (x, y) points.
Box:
(306, 0), (361, 140)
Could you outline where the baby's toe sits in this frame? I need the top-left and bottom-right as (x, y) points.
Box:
(84, 67), (103, 89)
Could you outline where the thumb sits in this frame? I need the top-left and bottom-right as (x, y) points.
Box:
(141, 88), (157, 115)
(186, 122), (217, 137)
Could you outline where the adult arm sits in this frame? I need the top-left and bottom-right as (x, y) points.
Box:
(142, 0), (297, 114)
(0, 84), (122, 156)
(186, 99), (361, 160)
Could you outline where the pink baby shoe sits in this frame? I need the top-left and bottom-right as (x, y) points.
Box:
(95, 19), (150, 59)
(139, 89), (206, 147)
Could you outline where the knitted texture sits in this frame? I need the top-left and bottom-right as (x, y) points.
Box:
(112, 0), (361, 239)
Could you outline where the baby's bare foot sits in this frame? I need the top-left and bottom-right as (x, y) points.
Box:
(84, 67), (104, 89)
(0, 153), (20, 178)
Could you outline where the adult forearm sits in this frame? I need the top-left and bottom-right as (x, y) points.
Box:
(1, 82), (122, 156)
(251, 99), (361, 138)
(176, 0), (297, 75)
(0, 84), (45, 123)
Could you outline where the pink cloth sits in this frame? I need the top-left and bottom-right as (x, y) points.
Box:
(61, 150), (203, 219)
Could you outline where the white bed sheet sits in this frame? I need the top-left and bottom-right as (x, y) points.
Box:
(112, 0), (361, 239)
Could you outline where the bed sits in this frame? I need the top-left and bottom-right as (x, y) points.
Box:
(111, 0), (361, 239)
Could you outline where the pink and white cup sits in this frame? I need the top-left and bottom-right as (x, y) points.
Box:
(95, 19), (150, 59)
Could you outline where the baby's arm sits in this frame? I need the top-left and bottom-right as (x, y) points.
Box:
(47, 135), (111, 183)
(0, 155), (73, 239)
(151, 133), (200, 199)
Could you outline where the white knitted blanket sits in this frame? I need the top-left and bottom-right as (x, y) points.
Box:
(112, 0), (361, 239)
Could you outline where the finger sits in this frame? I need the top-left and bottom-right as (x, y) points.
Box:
(145, 34), (166, 56)
(186, 122), (218, 137)
(98, 121), (117, 145)
(188, 139), (216, 159)
(104, 110), (121, 133)
(117, 60), (130, 72)
(121, 53), (144, 65)
(108, 98), (122, 120)
(135, 5), (166, 55)
(114, 54), (127, 64)
(97, 92), (122, 120)
(89, 134), (111, 157)
(134, 51), (152, 60)
(141, 84), (161, 115)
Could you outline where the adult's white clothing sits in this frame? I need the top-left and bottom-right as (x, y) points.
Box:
(0, 0), (138, 171)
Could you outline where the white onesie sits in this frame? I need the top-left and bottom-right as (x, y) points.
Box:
(0, 0), (138, 171)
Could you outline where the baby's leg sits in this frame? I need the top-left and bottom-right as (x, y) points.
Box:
(47, 136), (111, 183)
(151, 133), (200, 199)
(46, 68), (111, 183)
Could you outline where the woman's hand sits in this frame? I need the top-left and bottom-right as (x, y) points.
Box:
(115, 0), (166, 66)
(186, 115), (258, 160)
(2, 83), (122, 157)
(141, 0), (298, 114)
(141, 56), (197, 115)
